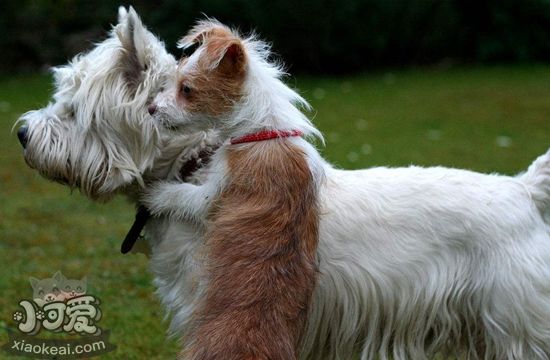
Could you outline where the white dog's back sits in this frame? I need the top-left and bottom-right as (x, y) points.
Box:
(301, 153), (550, 359)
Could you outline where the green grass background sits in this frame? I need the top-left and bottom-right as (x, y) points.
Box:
(1, 66), (549, 359)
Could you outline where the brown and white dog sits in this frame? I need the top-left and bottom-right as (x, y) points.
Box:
(144, 22), (325, 359)
(146, 21), (550, 360)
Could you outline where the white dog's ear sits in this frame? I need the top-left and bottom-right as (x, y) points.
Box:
(115, 6), (149, 87)
(117, 6), (128, 23)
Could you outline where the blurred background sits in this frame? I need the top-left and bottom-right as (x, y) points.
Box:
(1, 1), (549, 359)
(2, 0), (550, 73)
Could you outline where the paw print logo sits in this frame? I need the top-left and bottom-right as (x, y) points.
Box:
(13, 311), (24, 323)
(36, 310), (45, 321)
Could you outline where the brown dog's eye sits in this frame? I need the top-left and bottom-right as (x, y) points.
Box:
(182, 85), (192, 94)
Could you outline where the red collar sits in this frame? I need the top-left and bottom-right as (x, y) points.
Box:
(230, 129), (303, 145)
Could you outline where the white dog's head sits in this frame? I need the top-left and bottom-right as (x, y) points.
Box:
(16, 7), (194, 200)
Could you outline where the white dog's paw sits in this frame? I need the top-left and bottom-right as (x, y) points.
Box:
(203, 129), (222, 148)
(141, 182), (182, 218)
(141, 181), (207, 225)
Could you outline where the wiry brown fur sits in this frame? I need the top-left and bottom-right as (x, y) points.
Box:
(182, 140), (320, 360)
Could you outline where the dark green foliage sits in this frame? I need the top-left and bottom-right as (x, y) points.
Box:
(2, 0), (550, 74)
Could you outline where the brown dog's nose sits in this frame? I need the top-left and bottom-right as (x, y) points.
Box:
(17, 126), (28, 148)
(148, 103), (157, 115)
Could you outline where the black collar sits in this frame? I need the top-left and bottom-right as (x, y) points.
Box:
(120, 149), (215, 254)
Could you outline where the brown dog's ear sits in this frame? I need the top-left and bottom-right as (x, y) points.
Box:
(211, 40), (247, 77)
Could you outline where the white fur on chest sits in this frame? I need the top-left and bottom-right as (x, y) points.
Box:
(146, 217), (206, 338)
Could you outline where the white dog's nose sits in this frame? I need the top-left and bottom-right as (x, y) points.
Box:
(148, 103), (157, 115)
(17, 126), (28, 148)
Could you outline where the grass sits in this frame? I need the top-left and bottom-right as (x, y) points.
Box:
(1, 65), (549, 359)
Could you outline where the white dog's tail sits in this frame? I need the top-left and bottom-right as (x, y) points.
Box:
(521, 149), (550, 221)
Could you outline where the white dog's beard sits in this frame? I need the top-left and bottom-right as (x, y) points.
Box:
(19, 109), (74, 185)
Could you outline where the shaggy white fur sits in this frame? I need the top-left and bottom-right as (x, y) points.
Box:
(17, 7), (197, 199)
(17, 9), (550, 360)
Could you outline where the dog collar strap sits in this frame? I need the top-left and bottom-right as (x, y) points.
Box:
(121, 206), (150, 254)
(230, 130), (303, 145)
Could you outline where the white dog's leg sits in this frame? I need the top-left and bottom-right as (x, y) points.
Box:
(143, 182), (213, 224)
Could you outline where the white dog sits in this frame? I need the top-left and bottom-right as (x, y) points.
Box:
(147, 21), (550, 360)
(17, 9), (550, 360)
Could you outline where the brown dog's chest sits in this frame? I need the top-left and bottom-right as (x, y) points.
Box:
(189, 140), (320, 360)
